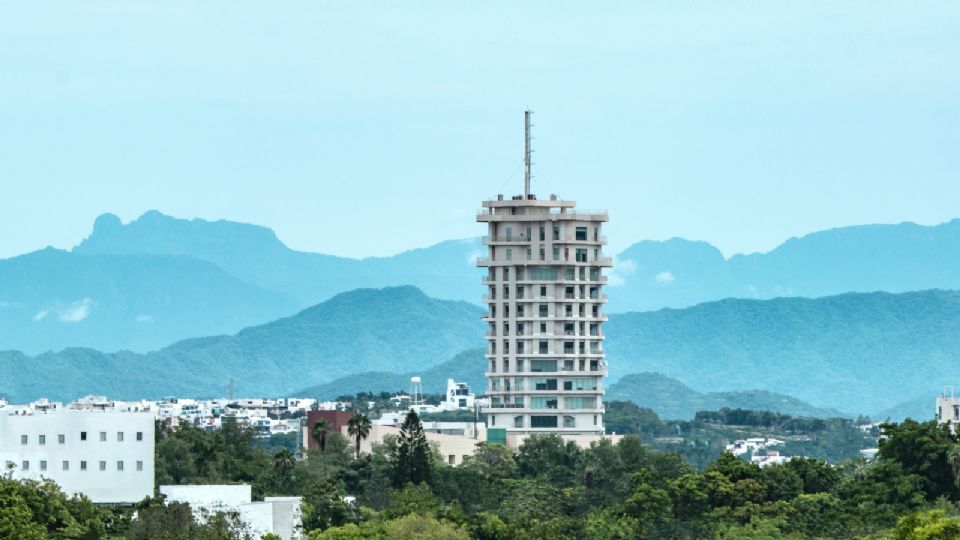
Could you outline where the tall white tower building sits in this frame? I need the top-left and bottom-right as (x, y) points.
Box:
(477, 112), (611, 435)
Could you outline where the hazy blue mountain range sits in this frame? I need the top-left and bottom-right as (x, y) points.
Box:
(74, 210), (484, 315)
(1, 285), (957, 418)
(605, 373), (845, 420)
(603, 289), (960, 415)
(0, 286), (484, 402)
(609, 219), (960, 311)
(293, 357), (841, 421)
(4, 211), (960, 353)
(0, 247), (299, 353)
(292, 349), (488, 400)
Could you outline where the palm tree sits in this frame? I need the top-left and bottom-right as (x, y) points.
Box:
(347, 413), (372, 460)
(311, 419), (331, 478)
(272, 448), (296, 485)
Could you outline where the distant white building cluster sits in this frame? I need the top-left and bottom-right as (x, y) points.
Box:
(0, 395), (343, 438)
(751, 450), (791, 467)
(725, 437), (786, 457)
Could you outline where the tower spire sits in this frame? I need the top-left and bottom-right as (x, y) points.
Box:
(524, 110), (532, 198)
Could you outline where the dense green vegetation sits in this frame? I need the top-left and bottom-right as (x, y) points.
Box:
(606, 373), (845, 420)
(604, 402), (876, 468)
(2, 410), (959, 538)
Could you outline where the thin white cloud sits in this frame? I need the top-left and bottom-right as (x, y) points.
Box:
(655, 271), (675, 284)
(136, 314), (154, 323)
(32, 298), (94, 323)
(466, 248), (483, 266)
(58, 298), (94, 323)
(607, 258), (637, 286)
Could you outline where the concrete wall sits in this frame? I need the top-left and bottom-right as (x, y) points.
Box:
(348, 424), (485, 466)
(0, 410), (154, 503)
(159, 485), (303, 540)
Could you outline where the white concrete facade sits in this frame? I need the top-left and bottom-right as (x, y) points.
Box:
(0, 410), (154, 503)
(478, 194), (611, 435)
(160, 485), (303, 540)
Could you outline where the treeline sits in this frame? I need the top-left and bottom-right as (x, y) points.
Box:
(695, 408), (833, 432)
(5, 412), (960, 538)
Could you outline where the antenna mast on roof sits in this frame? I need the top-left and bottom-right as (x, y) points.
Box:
(524, 110), (533, 198)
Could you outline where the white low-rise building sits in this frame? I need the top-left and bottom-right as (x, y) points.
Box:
(0, 409), (154, 503)
(160, 484), (302, 540)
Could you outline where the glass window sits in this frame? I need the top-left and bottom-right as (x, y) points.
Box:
(506, 248), (512, 261)
(533, 379), (557, 391)
(117, 432), (124, 442)
(38, 435), (45, 445)
(530, 396), (558, 409)
(20, 435), (27, 445)
(514, 416), (524, 428)
(99, 461), (106, 471)
(62, 461), (69, 471)
(530, 359), (557, 372)
(80, 431), (87, 441)
(40, 460), (47, 471)
(99, 432), (106, 442)
(117, 461), (124, 471)
(58, 434), (65, 444)
(564, 415), (576, 428)
(136, 461), (143, 471)
(80, 461), (87, 471)
(563, 396), (597, 409)
(22, 461), (29, 471)
(531, 415), (558, 428)
(531, 267), (557, 280)
(576, 227), (588, 241)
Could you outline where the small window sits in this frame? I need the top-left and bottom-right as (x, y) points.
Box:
(62, 461), (69, 471)
(20, 435), (28, 445)
(136, 431), (144, 442)
(505, 248), (512, 261)
(38, 435), (46, 445)
(448, 455), (455, 465)
(136, 461), (143, 472)
(117, 461), (124, 471)
(80, 461), (87, 471)
(514, 415), (524, 428)
(491, 415), (496, 426)
(40, 460), (47, 471)
(99, 461), (106, 471)
(563, 415), (576, 428)
(80, 431), (87, 441)
(99, 432), (106, 442)
(58, 434), (65, 444)
(117, 432), (124, 442)
(22, 461), (29, 471)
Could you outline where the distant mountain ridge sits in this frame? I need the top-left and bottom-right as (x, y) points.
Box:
(74, 210), (484, 311)
(2, 285), (959, 417)
(4, 211), (960, 354)
(606, 373), (846, 420)
(0, 286), (484, 402)
(610, 219), (960, 311)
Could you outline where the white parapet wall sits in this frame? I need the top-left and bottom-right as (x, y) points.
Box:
(0, 410), (155, 503)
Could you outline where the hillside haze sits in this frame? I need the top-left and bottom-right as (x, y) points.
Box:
(0, 286), (484, 402)
(0, 285), (957, 418)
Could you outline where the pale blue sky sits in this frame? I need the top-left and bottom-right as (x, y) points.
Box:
(1, 1), (958, 259)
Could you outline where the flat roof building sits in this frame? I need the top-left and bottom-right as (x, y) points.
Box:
(0, 409), (155, 503)
(476, 112), (611, 435)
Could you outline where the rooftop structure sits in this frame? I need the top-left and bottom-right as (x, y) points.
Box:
(477, 111), (611, 435)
